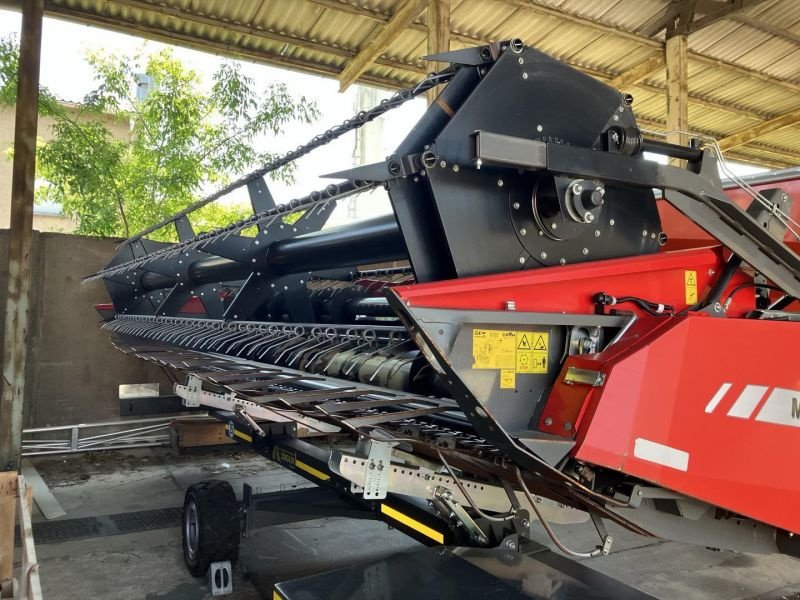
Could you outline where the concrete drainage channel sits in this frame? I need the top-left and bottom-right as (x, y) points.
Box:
(20, 507), (183, 545)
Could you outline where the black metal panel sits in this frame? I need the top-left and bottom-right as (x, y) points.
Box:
(247, 176), (276, 213)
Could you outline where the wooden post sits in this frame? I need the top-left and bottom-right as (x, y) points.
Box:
(665, 33), (688, 165)
(426, 0), (450, 105)
(0, 0), (44, 472)
(0, 471), (17, 588)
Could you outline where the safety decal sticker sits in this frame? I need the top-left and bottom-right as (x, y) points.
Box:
(472, 329), (549, 381)
(684, 270), (698, 304)
(500, 369), (516, 389)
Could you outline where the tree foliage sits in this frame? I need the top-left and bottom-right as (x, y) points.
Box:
(0, 36), (319, 238)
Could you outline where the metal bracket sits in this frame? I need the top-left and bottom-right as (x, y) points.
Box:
(433, 486), (489, 545)
(590, 511), (614, 556)
(362, 440), (393, 500)
(332, 449), (588, 525)
(174, 375), (340, 434)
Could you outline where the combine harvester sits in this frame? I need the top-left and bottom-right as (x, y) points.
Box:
(89, 40), (800, 597)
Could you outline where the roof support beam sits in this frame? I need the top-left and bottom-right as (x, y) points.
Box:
(665, 34), (689, 164)
(44, 3), (414, 90)
(338, 0), (428, 92)
(608, 53), (666, 90)
(0, 0), (43, 474)
(718, 107), (800, 151)
(103, 0), (428, 75)
(681, 0), (771, 35)
(426, 0), (450, 104)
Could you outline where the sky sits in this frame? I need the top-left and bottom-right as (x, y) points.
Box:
(0, 8), (766, 230)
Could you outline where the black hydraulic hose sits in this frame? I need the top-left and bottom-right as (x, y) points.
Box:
(701, 254), (743, 308)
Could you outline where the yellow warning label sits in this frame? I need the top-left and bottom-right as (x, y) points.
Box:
(500, 369), (516, 389)
(685, 270), (698, 304)
(473, 329), (549, 378)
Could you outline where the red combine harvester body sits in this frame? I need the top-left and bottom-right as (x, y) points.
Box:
(93, 40), (800, 569)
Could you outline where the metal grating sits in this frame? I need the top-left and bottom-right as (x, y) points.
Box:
(17, 507), (183, 545)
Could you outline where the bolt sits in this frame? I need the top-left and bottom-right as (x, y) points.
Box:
(540, 252), (547, 260)
(476, 159), (482, 170)
(613, 114), (619, 121)
(537, 124), (543, 132)
(595, 230), (601, 237)
(585, 212), (594, 223)
(498, 179), (504, 187)
(453, 164), (460, 172)
(651, 232), (656, 239)
(573, 183), (583, 194)
(544, 417), (553, 426)
(522, 72), (528, 79)
(708, 269), (715, 276)
(582, 248), (589, 255)
(520, 228), (527, 236)
(538, 230), (544, 236)
(519, 256), (526, 264)
(440, 160), (446, 168)
(551, 222), (557, 229)
(610, 219), (615, 226)
(564, 422), (572, 431)
(512, 202), (520, 209)
(518, 57), (524, 64)
(642, 230), (648, 237)
(522, 519), (530, 528)
(559, 258), (566, 265)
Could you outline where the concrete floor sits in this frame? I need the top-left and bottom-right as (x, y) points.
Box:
(21, 447), (800, 600)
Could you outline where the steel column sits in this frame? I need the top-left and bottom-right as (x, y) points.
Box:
(0, 0), (43, 472)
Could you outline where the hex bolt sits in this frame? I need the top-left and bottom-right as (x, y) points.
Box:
(519, 256), (526, 264)
(453, 164), (460, 172)
(520, 228), (527, 236)
(595, 230), (601, 237)
(522, 72), (528, 79)
(440, 160), (446, 168)
(540, 252), (547, 260)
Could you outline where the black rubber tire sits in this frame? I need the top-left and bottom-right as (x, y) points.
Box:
(182, 480), (241, 577)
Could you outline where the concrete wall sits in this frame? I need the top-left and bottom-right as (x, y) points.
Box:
(0, 229), (170, 427)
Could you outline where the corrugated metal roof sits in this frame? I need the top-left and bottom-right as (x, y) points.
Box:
(37, 0), (800, 168)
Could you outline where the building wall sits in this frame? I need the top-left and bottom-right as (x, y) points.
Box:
(0, 104), (129, 233)
(0, 229), (170, 427)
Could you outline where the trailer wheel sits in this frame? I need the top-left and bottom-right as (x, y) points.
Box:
(182, 480), (240, 577)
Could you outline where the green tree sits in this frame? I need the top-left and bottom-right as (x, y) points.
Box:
(0, 36), (319, 238)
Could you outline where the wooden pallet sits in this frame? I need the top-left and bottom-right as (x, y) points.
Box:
(169, 418), (235, 450)
(0, 472), (42, 599)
